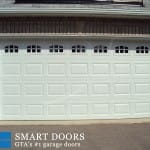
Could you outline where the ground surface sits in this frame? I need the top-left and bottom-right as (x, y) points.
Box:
(0, 123), (150, 150)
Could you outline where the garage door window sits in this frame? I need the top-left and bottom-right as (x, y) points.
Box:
(72, 45), (86, 53)
(49, 45), (63, 53)
(94, 45), (107, 53)
(27, 45), (41, 53)
(5, 45), (19, 53)
(136, 46), (149, 53)
(115, 46), (128, 53)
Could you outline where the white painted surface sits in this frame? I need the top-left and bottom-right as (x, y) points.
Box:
(0, 39), (150, 120)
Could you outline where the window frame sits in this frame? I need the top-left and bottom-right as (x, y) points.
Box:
(27, 45), (41, 53)
(136, 46), (149, 54)
(4, 45), (19, 53)
(49, 45), (64, 53)
(115, 46), (128, 54)
(94, 45), (108, 53)
(72, 45), (86, 53)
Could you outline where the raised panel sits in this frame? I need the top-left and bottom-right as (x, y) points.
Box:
(93, 64), (109, 74)
(135, 64), (150, 74)
(93, 84), (110, 95)
(93, 104), (109, 114)
(3, 84), (21, 96)
(48, 84), (66, 95)
(114, 64), (130, 74)
(115, 104), (130, 114)
(135, 103), (150, 113)
(25, 64), (43, 75)
(2, 64), (21, 75)
(25, 105), (43, 115)
(71, 84), (88, 95)
(71, 64), (88, 74)
(135, 84), (150, 94)
(114, 84), (130, 95)
(3, 105), (21, 115)
(24, 84), (43, 96)
(71, 104), (88, 115)
(48, 105), (65, 115)
(48, 64), (65, 75)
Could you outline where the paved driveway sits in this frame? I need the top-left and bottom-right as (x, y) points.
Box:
(0, 123), (150, 150)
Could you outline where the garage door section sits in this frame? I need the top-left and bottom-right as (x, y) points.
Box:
(0, 40), (150, 120)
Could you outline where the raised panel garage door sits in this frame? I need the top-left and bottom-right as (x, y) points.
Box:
(0, 39), (150, 120)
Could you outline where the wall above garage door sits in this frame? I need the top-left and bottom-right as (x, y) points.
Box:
(0, 17), (149, 37)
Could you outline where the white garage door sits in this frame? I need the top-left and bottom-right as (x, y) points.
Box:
(0, 39), (150, 120)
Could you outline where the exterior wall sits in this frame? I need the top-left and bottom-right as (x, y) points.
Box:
(0, 17), (149, 37)
(0, 0), (14, 4)
(0, 0), (148, 7)
(0, 0), (145, 6)
(143, 0), (150, 7)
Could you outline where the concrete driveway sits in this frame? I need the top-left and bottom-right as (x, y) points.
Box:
(0, 123), (150, 150)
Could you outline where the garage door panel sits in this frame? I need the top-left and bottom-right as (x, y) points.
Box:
(135, 63), (150, 74)
(1, 41), (150, 120)
(114, 63), (131, 74)
(0, 56), (22, 62)
(135, 83), (150, 95)
(23, 56), (49, 63)
(132, 78), (150, 82)
(2, 102), (149, 119)
(135, 103), (150, 114)
(114, 83), (131, 95)
(2, 77), (22, 83)
(1, 115), (22, 120)
(2, 84), (21, 96)
(114, 104), (130, 114)
(90, 77), (111, 83)
(111, 96), (132, 102)
(92, 104), (110, 115)
(23, 77), (67, 82)
(2, 77), (45, 83)
(48, 84), (66, 96)
(71, 104), (88, 115)
(130, 97), (150, 102)
(71, 84), (88, 96)
(92, 63), (110, 74)
(2, 104), (22, 116)
(71, 63), (88, 74)
(66, 78), (89, 82)
(132, 75), (150, 80)
(68, 56), (88, 60)
(48, 104), (66, 116)
(48, 63), (66, 75)
(24, 84), (44, 96)
(92, 83), (110, 95)
(1, 64), (21, 75)
(24, 63), (43, 75)
(24, 104), (44, 116)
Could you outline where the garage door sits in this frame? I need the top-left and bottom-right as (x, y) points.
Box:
(0, 39), (150, 120)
